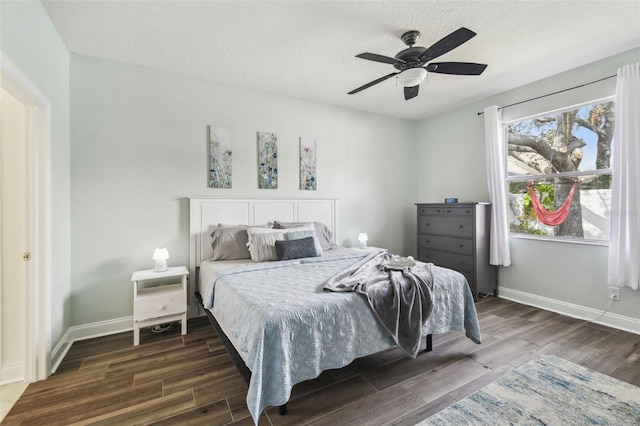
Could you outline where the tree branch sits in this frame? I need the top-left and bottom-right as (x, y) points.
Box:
(507, 134), (554, 158)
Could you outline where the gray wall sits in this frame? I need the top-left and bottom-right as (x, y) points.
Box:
(70, 55), (417, 326)
(415, 48), (640, 321)
(0, 1), (72, 351)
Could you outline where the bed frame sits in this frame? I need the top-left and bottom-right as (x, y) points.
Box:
(188, 197), (431, 417)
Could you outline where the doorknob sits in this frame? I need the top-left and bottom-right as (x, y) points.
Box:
(23, 252), (31, 261)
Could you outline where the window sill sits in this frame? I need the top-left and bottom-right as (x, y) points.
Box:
(509, 233), (609, 247)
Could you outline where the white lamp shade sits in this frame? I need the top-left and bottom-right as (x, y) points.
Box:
(358, 233), (368, 249)
(152, 247), (169, 260)
(397, 68), (427, 87)
(153, 247), (169, 272)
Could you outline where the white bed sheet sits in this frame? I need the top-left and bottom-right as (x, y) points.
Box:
(197, 247), (362, 295)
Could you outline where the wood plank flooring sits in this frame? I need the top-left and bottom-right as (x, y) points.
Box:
(3, 297), (639, 425)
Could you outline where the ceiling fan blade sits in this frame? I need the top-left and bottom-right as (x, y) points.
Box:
(355, 52), (406, 66)
(404, 85), (419, 101)
(426, 62), (487, 75)
(419, 27), (477, 62)
(348, 72), (399, 95)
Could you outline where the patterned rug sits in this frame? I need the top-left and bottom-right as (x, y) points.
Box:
(419, 354), (640, 425)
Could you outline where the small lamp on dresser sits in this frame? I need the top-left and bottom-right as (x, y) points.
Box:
(152, 247), (170, 272)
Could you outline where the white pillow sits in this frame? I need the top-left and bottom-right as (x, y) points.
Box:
(246, 225), (316, 262)
(273, 221), (335, 250)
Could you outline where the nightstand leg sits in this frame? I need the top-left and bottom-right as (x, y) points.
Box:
(181, 313), (187, 336)
(134, 322), (140, 346)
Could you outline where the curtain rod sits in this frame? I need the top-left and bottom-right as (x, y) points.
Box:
(476, 74), (617, 116)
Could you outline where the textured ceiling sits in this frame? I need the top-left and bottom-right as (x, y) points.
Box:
(42, 0), (640, 121)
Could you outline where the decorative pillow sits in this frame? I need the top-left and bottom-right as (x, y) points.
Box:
(275, 237), (318, 261)
(245, 227), (288, 262)
(273, 221), (335, 250)
(285, 229), (323, 256)
(210, 225), (251, 260)
(246, 225), (318, 262)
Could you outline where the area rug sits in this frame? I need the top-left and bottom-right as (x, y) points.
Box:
(419, 354), (640, 425)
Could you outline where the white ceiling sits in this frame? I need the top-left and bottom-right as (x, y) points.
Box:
(42, 0), (640, 121)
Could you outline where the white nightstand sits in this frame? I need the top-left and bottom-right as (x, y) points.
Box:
(130, 266), (189, 346)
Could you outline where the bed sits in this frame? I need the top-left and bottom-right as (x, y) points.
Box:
(189, 198), (481, 424)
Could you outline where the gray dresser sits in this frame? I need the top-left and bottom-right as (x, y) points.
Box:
(416, 203), (496, 301)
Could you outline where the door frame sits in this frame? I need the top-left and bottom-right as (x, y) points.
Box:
(1, 52), (52, 382)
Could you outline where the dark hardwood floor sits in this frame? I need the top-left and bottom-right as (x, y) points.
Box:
(3, 297), (639, 425)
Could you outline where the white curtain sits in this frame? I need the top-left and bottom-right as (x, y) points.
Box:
(608, 62), (640, 290)
(484, 105), (511, 266)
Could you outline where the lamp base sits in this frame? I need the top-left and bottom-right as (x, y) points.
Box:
(154, 260), (168, 272)
(359, 242), (368, 249)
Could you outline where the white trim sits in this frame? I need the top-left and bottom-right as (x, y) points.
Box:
(498, 286), (640, 335)
(50, 317), (134, 374)
(0, 362), (25, 385)
(509, 234), (609, 247)
(1, 52), (52, 382)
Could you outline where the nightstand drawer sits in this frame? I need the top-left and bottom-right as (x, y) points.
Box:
(135, 284), (185, 321)
(419, 234), (473, 255)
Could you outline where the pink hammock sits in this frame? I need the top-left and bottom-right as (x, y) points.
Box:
(527, 183), (577, 226)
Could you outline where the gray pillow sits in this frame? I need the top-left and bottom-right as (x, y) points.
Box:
(284, 229), (322, 256)
(210, 225), (251, 260)
(273, 221), (334, 250)
(275, 237), (319, 261)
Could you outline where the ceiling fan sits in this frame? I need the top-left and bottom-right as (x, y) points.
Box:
(348, 28), (487, 100)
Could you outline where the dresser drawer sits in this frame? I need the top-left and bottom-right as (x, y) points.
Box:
(442, 206), (473, 216)
(418, 206), (474, 216)
(419, 215), (473, 238)
(419, 206), (446, 215)
(419, 249), (474, 272)
(135, 284), (185, 322)
(419, 234), (473, 255)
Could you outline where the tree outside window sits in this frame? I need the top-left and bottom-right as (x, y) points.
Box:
(506, 100), (614, 242)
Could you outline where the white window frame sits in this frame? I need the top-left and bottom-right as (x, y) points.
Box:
(502, 96), (614, 246)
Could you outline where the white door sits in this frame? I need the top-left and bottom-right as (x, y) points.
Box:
(0, 86), (28, 384)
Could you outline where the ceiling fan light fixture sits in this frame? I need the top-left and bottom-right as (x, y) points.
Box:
(397, 68), (427, 87)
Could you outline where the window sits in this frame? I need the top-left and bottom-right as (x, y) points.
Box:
(505, 99), (614, 243)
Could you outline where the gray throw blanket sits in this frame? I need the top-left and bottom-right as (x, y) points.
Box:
(324, 250), (433, 358)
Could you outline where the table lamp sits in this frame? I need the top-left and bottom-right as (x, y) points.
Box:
(152, 247), (169, 272)
(358, 233), (368, 249)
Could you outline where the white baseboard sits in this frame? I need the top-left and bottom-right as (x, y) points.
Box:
(0, 362), (24, 385)
(50, 316), (133, 374)
(498, 286), (640, 335)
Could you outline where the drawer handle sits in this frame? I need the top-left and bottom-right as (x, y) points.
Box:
(459, 244), (465, 248)
(466, 210), (471, 214)
(426, 240), (430, 243)
(436, 210), (441, 213)
(158, 305), (165, 311)
(446, 209), (451, 213)
(426, 223), (430, 226)
(459, 225), (464, 229)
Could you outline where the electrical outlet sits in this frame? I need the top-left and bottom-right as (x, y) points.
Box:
(608, 286), (620, 301)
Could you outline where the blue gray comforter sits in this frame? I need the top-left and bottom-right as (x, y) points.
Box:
(202, 250), (481, 424)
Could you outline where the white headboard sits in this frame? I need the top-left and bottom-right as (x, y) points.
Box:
(189, 197), (337, 268)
